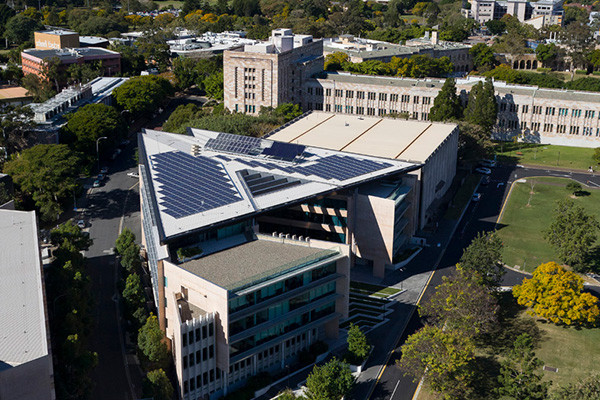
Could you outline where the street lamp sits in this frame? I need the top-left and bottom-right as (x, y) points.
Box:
(96, 136), (108, 173)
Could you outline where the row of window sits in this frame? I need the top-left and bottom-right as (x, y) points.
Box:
(313, 103), (428, 120)
(310, 88), (431, 104)
(500, 104), (598, 119)
(183, 345), (215, 369)
(182, 368), (220, 394)
(182, 322), (214, 347)
(499, 120), (600, 136)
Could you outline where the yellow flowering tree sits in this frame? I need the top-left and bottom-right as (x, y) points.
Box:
(513, 262), (600, 326)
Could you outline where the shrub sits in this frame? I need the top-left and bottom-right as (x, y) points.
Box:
(537, 67), (551, 73)
(576, 69), (588, 75)
(176, 246), (203, 260)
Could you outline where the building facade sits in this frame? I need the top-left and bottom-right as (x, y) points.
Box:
(34, 30), (80, 50)
(463, 0), (563, 26)
(223, 29), (324, 114)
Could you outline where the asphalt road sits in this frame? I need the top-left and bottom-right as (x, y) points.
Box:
(82, 143), (142, 400)
(369, 164), (600, 400)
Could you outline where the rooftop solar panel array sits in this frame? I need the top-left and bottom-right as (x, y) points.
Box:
(237, 155), (392, 181)
(151, 151), (242, 219)
(205, 133), (262, 155)
(262, 142), (306, 161)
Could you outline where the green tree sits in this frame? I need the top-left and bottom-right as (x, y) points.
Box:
(4, 14), (43, 44)
(552, 373), (600, 400)
(457, 121), (494, 161)
(305, 358), (354, 400)
(113, 75), (173, 115)
(497, 334), (549, 400)
(43, 56), (66, 93)
(485, 19), (506, 35)
(138, 313), (169, 368)
(592, 148), (600, 165)
(566, 181), (582, 195)
(63, 104), (127, 159)
(397, 325), (475, 399)
(115, 228), (137, 255)
(144, 369), (174, 400)
(22, 72), (56, 102)
(536, 43), (559, 68)
(121, 242), (141, 273)
(0, 182), (11, 205)
(544, 198), (600, 271)
(458, 231), (505, 287)
(204, 71), (224, 100)
(0, 5), (16, 38)
(3, 144), (81, 221)
(429, 78), (462, 122)
(112, 44), (146, 76)
(465, 77), (498, 132)
(0, 105), (35, 156)
(469, 43), (497, 72)
(67, 61), (102, 85)
(173, 57), (201, 90)
(420, 268), (498, 337)
(123, 273), (145, 311)
(163, 104), (204, 132)
(325, 52), (350, 71)
(50, 220), (93, 254)
(347, 323), (370, 364)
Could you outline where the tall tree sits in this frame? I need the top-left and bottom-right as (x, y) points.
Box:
(458, 231), (505, 288)
(469, 43), (497, 72)
(123, 273), (145, 311)
(138, 313), (169, 369)
(465, 77), (498, 131)
(115, 228), (137, 255)
(536, 43), (559, 68)
(113, 75), (173, 115)
(429, 78), (463, 122)
(0, 105), (35, 156)
(513, 262), (600, 326)
(3, 144), (81, 221)
(305, 358), (355, 400)
(552, 373), (600, 400)
(397, 325), (475, 399)
(347, 323), (370, 364)
(497, 334), (549, 400)
(4, 14), (43, 44)
(22, 73), (56, 102)
(144, 369), (174, 400)
(544, 198), (599, 271)
(420, 268), (498, 337)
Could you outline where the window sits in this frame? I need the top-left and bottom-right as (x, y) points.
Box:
(378, 109), (386, 116)
(335, 89), (343, 97)
(197, 375), (202, 388)
(572, 109), (581, 118)
(203, 347), (207, 360)
(559, 107), (568, 116)
(545, 107), (555, 115)
(210, 370), (215, 382)
(367, 107), (375, 116)
(209, 345), (214, 359)
(183, 355), (188, 369)
(196, 350), (201, 362)
(315, 103), (323, 111)
(543, 123), (553, 132)
(325, 88), (332, 97)
(532, 106), (542, 114)
(499, 102), (507, 112)
(316, 88), (323, 96)
(401, 95), (410, 103)
(583, 127), (593, 136)
(557, 124), (566, 133)
(164, 276), (167, 287)
(509, 104), (518, 113)
(423, 97), (431, 105)
(390, 94), (399, 102)
(532, 122), (540, 131)
(307, 87), (313, 95)
(569, 126), (580, 135)
(334, 104), (342, 112)
(357, 106), (364, 115)
(325, 104), (331, 112)
(378, 93), (387, 101)
(522, 105), (529, 114)
(209, 323), (214, 337)
(413, 112), (418, 119)
(183, 332), (187, 347)
(190, 378), (195, 391)
(368, 92), (376, 100)
(520, 121), (527, 130)
(202, 325), (207, 339)
(413, 96), (419, 104)
(585, 110), (595, 119)
(357, 91), (365, 99)
(346, 90), (354, 98)
(184, 381), (189, 394)
(345, 105), (354, 113)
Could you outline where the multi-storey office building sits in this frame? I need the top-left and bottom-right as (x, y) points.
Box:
(138, 128), (420, 398)
(0, 209), (55, 400)
(301, 73), (600, 148)
(223, 29), (324, 114)
(463, 0), (564, 26)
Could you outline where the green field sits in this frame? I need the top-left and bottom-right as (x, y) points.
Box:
(497, 177), (600, 272)
(494, 142), (598, 171)
(154, 0), (184, 8)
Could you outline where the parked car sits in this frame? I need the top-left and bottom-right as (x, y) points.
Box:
(100, 166), (109, 174)
(475, 167), (492, 175)
(479, 159), (497, 168)
(93, 179), (101, 188)
(77, 220), (86, 229)
(98, 173), (106, 181)
(127, 172), (139, 178)
(472, 193), (482, 202)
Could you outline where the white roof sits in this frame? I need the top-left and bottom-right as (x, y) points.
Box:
(268, 112), (458, 163)
(140, 129), (418, 240)
(0, 210), (49, 367)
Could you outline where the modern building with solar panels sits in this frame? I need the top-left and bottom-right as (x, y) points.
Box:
(138, 128), (422, 399)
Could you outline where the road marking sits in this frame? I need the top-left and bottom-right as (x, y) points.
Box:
(390, 380), (401, 399)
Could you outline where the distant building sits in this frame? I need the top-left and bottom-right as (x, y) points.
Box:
(0, 209), (55, 400)
(0, 85), (32, 106)
(223, 29), (324, 114)
(463, 0), (564, 27)
(168, 31), (259, 57)
(324, 32), (472, 73)
(34, 29), (80, 50)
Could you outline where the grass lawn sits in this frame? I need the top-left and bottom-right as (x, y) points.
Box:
(494, 142), (598, 171)
(350, 281), (401, 298)
(154, 0), (184, 8)
(496, 177), (600, 272)
(444, 174), (481, 220)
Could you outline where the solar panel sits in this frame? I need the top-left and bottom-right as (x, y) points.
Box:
(151, 151), (242, 219)
(262, 142), (306, 161)
(205, 133), (262, 155)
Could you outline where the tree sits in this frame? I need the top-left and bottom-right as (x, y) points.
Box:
(121, 242), (141, 272)
(22, 73), (56, 102)
(163, 104), (204, 132)
(63, 104), (127, 159)
(420, 268), (498, 337)
(544, 198), (599, 270)
(0, 105), (35, 156)
(0, 5), (16, 38)
(566, 181), (582, 195)
(397, 325), (475, 399)
(497, 334), (549, 400)
(113, 75), (173, 115)
(593, 148), (600, 165)
(458, 231), (505, 288)
(115, 228), (137, 255)
(429, 78), (462, 122)
(67, 62), (102, 85)
(325, 52), (350, 71)
(457, 121), (494, 161)
(305, 358), (354, 400)
(50, 220), (93, 254)
(552, 373), (600, 400)
(469, 43), (497, 72)
(536, 43), (559, 68)
(513, 262), (600, 326)
(204, 71), (224, 100)
(144, 369), (174, 400)
(485, 19), (506, 35)
(43, 56), (66, 93)
(465, 77), (498, 131)
(4, 14), (43, 44)
(173, 57), (201, 90)
(123, 273), (145, 311)
(0, 182), (10, 205)
(347, 323), (370, 364)
(138, 313), (169, 368)
(3, 144), (81, 221)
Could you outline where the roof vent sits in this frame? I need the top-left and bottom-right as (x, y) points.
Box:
(191, 144), (201, 156)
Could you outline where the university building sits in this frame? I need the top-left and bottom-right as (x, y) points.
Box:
(138, 120), (458, 398)
(462, 0), (564, 27)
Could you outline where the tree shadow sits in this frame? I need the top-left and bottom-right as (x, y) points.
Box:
(470, 355), (502, 400)
(585, 246), (600, 273)
(574, 190), (591, 197)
